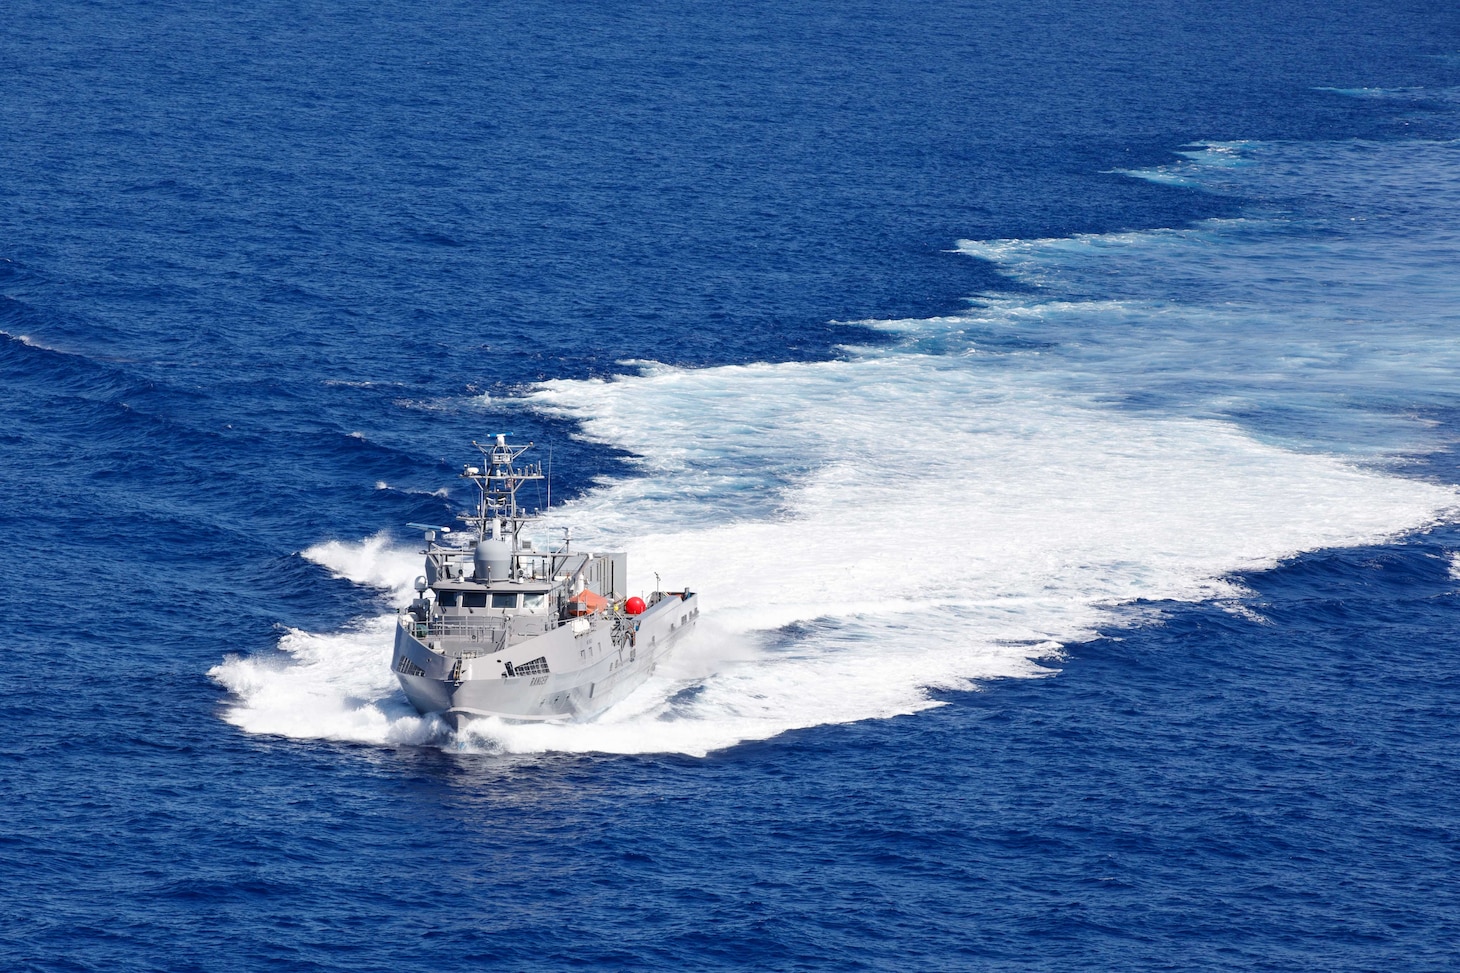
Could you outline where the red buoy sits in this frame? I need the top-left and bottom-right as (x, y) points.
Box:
(624, 596), (646, 615)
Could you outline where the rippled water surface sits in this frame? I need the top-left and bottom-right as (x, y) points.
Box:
(4, 1), (1460, 969)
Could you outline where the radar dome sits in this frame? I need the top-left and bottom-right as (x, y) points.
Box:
(473, 537), (511, 581)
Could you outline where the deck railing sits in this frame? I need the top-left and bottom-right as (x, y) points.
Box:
(405, 613), (561, 657)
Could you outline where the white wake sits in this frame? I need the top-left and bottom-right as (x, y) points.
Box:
(211, 137), (1460, 756)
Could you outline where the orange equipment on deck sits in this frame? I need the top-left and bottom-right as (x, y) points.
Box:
(566, 590), (608, 616)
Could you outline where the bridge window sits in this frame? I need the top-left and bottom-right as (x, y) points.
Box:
(522, 593), (547, 611)
(462, 592), (488, 609)
(491, 593), (519, 609)
(436, 591), (458, 607)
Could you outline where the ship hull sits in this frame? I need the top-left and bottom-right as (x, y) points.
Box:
(393, 593), (699, 726)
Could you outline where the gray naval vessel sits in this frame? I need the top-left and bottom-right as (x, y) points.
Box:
(392, 435), (699, 729)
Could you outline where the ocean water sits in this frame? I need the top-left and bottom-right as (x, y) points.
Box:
(4, 1), (1460, 969)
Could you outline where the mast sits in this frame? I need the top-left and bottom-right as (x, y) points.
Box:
(460, 434), (545, 549)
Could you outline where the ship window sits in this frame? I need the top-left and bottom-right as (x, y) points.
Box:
(461, 592), (488, 609)
(491, 593), (519, 609)
(437, 591), (458, 608)
(522, 592), (547, 611)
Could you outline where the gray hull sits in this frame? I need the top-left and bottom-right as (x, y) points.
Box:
(394, 592), (699, 727)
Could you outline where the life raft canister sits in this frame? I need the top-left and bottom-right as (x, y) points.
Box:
(567, 590), (608, 616)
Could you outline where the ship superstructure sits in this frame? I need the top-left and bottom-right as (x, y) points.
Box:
(391, 435), (699, 728)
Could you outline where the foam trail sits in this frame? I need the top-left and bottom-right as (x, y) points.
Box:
(302, 532), (424, 603)
(212, 363), (1454, 756)
(947, 139), (1460, 457)
(210, 616), (446, 746)
(212, 136), (1460, 756)
(208, 536), (448, 743)
(374, 481), (451, 499)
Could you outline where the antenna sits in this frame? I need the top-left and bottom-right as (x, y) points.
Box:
(547, 443), (553, 510)
(461, 438), (544, 547)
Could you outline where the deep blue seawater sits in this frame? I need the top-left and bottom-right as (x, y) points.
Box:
(5, 1), (1460, 969)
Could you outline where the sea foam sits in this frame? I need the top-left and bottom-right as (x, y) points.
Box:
(211, 137), (1460, 756)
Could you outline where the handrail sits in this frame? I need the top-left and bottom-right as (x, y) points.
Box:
(404, 613), (560, 655)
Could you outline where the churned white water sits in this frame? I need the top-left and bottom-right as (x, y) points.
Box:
(212, 137), (1460, 756)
